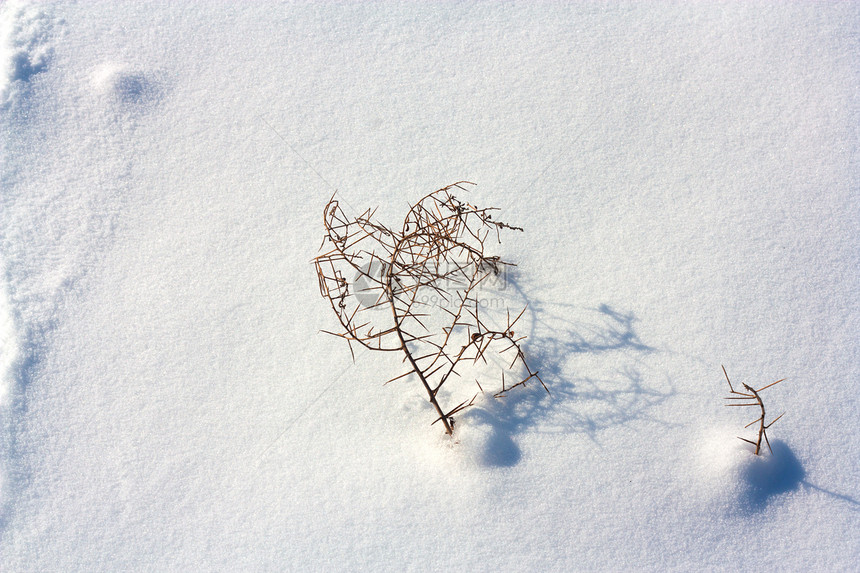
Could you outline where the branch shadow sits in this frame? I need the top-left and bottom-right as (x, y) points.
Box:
(738, 439), (805, 513)
(801, 481), (860, 512)
(733, 440), (859, 514)
(463, 270), (676, 467)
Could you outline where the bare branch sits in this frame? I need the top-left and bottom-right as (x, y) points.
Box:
(722, 367), (786, 455)
(314, 183), (545, 435)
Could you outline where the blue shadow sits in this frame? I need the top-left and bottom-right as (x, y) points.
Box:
(740, 439), (805, 511)
(463, 270), (674, 467)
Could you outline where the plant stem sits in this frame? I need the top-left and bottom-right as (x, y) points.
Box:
(386, 249), (453, 435)
(743, 383), (766, 455)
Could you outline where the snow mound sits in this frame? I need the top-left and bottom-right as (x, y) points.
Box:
(698, 428), (805, 514)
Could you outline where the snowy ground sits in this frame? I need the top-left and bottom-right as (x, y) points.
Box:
(1, 2), (858, 571)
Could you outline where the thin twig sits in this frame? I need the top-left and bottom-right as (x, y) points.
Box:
(722, 365), (785, 455)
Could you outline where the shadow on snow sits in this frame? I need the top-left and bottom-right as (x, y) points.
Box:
(462, 271), (676, 467)
(736, 439), (860, 514)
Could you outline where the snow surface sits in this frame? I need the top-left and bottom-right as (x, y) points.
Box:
(1, 1), (858, 571)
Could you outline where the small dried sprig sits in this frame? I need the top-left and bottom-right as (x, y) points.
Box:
(314, 182), (546, 435)
(722, 365), (785, 455)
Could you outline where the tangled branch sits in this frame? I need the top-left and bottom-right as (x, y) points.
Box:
(314, 182), (546, 434)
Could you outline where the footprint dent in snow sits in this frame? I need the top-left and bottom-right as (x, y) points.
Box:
(93, 63), (165, 111)
(0, 0), (57, 106)
(113, 71), (161, 105)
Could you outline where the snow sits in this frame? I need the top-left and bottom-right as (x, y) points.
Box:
(1, 1), (858, 570)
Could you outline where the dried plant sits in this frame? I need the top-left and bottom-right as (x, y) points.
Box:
(722, 365), (785, 455)
(314, 182), (546, 435)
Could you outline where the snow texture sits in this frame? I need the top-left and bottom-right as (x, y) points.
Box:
(1, 2), (858, 571)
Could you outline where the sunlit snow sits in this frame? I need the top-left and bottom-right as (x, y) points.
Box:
(1, 2), (858, 570)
